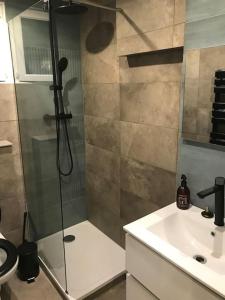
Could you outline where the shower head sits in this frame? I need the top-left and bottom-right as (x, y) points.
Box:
(58, 57), (68, 88)
(55, 1), (88, 14)
(58, 57), (68, 73)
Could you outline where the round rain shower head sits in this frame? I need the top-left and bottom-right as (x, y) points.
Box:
(55, 1), (88, 14)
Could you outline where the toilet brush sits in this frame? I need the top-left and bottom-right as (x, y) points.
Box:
(17, 212), (40, 283)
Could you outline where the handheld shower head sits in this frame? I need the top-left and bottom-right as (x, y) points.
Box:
(58, 57), (68, 88)
(58, 57), (68, 73)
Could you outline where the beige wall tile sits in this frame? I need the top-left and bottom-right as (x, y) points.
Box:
(121, 157), (176, 205)
(80, 5), (116, 52)
(199, 45), (225, 81)
(119, 55), (182, 83)
(121, 122), (178, 172)
(197, 107), (211, 136)
(174, 0), (186, 24)
(84, 83), (120, 120)
(4, 227), (23, 247)
(183, 79), (199, 108)
(0, 197), (25, 234)
(86, 143), (120, 183)
(85, 116), (120, 152)
(88, 200), (121, 245)
(0, 121), (21, 155)
(82, 44), (119, 84)
(87, 169), (120, 215)
(117, 0), (174, 39)
(0, 154), (24, 200)
(0, 84), (17, 122)
(182, 106), (197, 135)
(120, 82), (180, 129)
(120, 189), (160, 224)
(198, 79), (213, 108)
(173, 23), (185, 47)
(117, 26), (174, 56)
(185, 49), (200, 79)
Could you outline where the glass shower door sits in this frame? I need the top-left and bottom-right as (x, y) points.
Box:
(51, 1), (87, 232)
(8, 1), (67, 291)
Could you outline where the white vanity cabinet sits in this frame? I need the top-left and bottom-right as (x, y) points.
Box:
(126, 274), (158, 300)
(125, 234), (223, 300)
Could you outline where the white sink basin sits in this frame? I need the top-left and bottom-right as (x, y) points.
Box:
(124, 203), (225, 298)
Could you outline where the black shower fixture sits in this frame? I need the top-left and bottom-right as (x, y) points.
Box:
(58, 57), (68, 88)
(55, 0), (88, 14)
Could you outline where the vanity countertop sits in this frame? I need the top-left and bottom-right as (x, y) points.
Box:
(124, 203), (225, 298)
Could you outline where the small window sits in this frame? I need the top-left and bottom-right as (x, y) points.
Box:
(9, 9), (53, 82)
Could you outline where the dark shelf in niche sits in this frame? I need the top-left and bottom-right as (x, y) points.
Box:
(124, 47), (183, 68)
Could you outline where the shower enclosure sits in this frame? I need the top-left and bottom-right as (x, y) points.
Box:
(7, 0), (125, 299)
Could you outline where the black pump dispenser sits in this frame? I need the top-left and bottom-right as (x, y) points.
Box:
(176, 174), (190, 210)
(181, 174), (187, 187)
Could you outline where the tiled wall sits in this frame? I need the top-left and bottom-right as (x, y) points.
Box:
(117, 0), (185, 55)
(83, 0), (185, 247)
(81, 3), (122, 245)
(0, 83), (25, 245)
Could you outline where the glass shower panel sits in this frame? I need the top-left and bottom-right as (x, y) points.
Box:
(53, 9), (87, 230)
(8, 1), (67, 290)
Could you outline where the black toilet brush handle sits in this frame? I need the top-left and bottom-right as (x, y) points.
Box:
(23, 212), (28, 243)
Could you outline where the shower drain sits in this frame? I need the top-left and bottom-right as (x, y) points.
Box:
(193, 254), (207, 264)
(63, 235), (75, 243)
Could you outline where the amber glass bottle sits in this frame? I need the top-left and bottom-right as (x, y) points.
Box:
(176, 174), (190, 210)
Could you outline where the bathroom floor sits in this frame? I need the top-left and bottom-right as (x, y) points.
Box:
(2, 270), (62, 300)
(2, 270), (126, 300)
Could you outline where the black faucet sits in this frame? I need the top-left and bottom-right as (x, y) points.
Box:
(197, 177), (225, 226)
